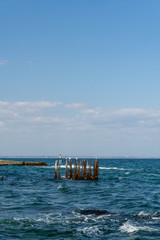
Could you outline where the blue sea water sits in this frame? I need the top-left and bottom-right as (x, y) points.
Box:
(0, 158), (160, 239)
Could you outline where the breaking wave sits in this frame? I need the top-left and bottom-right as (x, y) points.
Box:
(119, 220), (158, 234)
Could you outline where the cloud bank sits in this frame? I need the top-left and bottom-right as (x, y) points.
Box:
(0, 100), (160, 132)
(0, 100), (160, 156)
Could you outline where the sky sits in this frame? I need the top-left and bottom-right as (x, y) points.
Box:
(0, 0), (160, 157)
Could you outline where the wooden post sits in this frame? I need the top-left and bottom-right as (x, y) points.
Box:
(82, 160), (84, 180)
(96, 160), (99, 180)
(55, 160), (58, 179)
(63, 158), (99, 181)
(93, 159), (99, 180)
(86, 160), (89, 180)
(86, 160), (91, 180)
(89, 160), (92, 179)
(78, 160), (81, 179)
(58, 155), (62, 179)
(93, 160), (96, 180)
(69, 158), (72, 179)
(58, 161), (60, 179)
(74, 158), (78, 180)
(66, 158), (68, 179)
(84, 160), (86, 179)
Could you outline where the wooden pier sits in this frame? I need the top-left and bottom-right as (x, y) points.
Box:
(55, 157), (99, 181)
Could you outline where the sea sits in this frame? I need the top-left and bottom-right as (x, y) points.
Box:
(0, 157), (160, 240)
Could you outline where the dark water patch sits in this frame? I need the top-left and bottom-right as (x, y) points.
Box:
(81, 209), (109, 215)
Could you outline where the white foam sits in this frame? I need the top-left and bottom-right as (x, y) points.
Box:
(119, 177), (123, 180)
(119, 220), (158, 234)
(152, 216), (160, 220)
(13, 214), (62, 225)
(57, 184), (63, 189)
(77, 225), (102, 236)
(151, 212), (160, 220)
(13, 217), (30, 222)
(35, 213), (62, 225)
(74, 210), (112, 224)
(35, 216), (53, 224)
(99, 167), (133, 171)
(51, 165), (142, 172)
(138, 211), (150, 217)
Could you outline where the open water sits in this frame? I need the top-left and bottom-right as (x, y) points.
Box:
(0, 158), (160, 239)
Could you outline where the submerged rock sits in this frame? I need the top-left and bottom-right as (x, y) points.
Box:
(81, 210), (108, 215)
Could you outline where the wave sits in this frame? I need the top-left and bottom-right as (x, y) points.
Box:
(99, 167), (144, 171)
(50, 165), (141, 172)
(11, 212), (109, 227)
(135, 211), (160, 220)
(119, 220), (158, 234)
(13, 214), (62, 225)
(77, 225), (103, 237)
(1, 210), (159, 239)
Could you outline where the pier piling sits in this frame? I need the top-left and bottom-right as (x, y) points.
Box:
(55, 157), (99, 181)
(55, 160), (58, 179)
(66, 159), (68, 179)
(78, 160), (81, 180)
(69, 159), (72, 179)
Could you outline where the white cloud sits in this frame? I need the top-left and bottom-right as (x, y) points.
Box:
(0, 100), (160, 156)
(82, 107), (160, 132)
(0, 101), (9, 106)
(65, 103), (86, 109)
(14, 101), (62, 108)
(0, 100), (160, 135)
(0, 101), (64, 128)
(0, 121), (4, 127)
(0, 60), (8, 66)
(82, 109), (97, 114)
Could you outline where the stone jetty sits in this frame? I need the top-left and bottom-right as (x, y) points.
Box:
(0, 159), (48, 166)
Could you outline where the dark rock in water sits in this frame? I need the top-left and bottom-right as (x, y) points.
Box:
(81, 210), (108, 215)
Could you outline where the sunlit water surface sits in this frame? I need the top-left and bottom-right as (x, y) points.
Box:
(0, 158), (160, 239)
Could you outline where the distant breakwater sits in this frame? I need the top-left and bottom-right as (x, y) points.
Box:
(0, 159), (48, 166)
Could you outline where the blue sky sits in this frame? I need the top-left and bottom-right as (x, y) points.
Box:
(0, 0), (160, 157)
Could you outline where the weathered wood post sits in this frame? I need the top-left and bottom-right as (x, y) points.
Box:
(89, 160), (92, 179)
(74, 158), (78, 180)
(69, 158), (72, 179)
(55, 160), (58, 179)
(96, 160), (99, 180)
(84, 160), (86, 180)
(86, 160), (92, 180)
(78, 160), (81, 180)
(93, 159), (99, 180)
(93, 160), (96, 180)
(66, 158), (68, 179)
(86, 160), (89, 180)
(55, 157), (99, 181)
(58, 155), (62, 179)
(82, 160), (84, 180)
